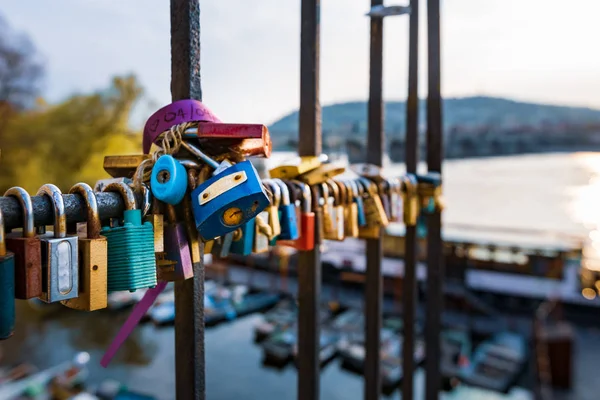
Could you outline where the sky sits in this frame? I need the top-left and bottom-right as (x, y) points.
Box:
(3, 0), (600, 126)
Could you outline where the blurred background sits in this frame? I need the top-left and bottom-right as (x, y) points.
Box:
(1, 0), (600, 399)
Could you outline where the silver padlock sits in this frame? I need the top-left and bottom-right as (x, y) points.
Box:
(37, 184), (79, 303)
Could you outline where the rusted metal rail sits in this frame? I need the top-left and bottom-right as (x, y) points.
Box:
(402, 0), (420, 398)
(297, 0), (323, 399)
(170, 1), (206, 399)
(425, 0), (444, 398)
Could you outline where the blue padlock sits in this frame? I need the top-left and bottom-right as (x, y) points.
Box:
(352, 180), (367, 227)
(230, 219), (256, 256)
(151, 155), (188, 205)
(273, 179), (299, 241)
(191, 160), (269, 241)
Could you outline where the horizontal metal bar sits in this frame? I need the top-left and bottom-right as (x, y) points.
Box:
(0, 193), (126, 231)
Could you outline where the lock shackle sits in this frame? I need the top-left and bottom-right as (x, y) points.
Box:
(273, 179), (291, 206)
(358, 177), (377, 195)
(351, 179), (364, 198)
(291, 180), (312, 213)
(0, 207), (5, 256)
(333, 180), (349, 206)
(387, 177), (401, 194)
(310, 185), (321, 211)
(263, 180), (281, 208)
(69, 183), (102, 239)
(179, 159), (202, 170)
(129, 182), (151, 217)
(102, 182), (137, 211)
(180, 141), (220, 170)
(342, 180), (355, 206)
(187, 168), (199, 190)
(165, 204), (178, 224)
(325, 180), (340, 206)
(196, 164), (212, 186)
(319, 182), (330, 206)
(400, 174), (418, 197)
(36, 184), (67, 239)
(4, 187), (35, 238)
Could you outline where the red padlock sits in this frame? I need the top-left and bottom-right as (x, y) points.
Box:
(278, 181), (314, 251)
(191, 123), (272, 159)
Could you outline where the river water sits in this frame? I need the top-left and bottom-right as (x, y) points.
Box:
(2, 152), (600, 400)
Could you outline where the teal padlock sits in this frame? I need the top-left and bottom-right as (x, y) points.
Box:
(0, 208), (15, 340)
(101, 182), (157, 292)
(150, 155), (188, 205)
(230, 219), (256, 256)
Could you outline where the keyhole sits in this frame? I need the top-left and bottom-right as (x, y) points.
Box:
(157, 169), (170, 183)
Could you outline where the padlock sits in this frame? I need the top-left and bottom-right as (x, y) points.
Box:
(36, 184), (79, 303)
(0, 207), (15, 340)
(61, 183), (108, 311)
(297, 163), (345, 186)
(386, 177), (402, 222)
(101, 182), (157, 292)
(186, 142), (269, 241)
(4, 187), (42, 299)
(161, 204), (194, 281)
(357, 178), (389, 239)
(320, 183), (335, 237)
(278, 181), (315, 251)
(325, 181), (345, 241)
(182, 168), (202, 264)
(253, 212), (272, 253)
(311, 184), (324, 247)
(185, 122), (273, 159)
(103, 155), (151, 179)
(269, 156), (322, 179)
(262, 180), (282, 241)
(350, 180), (367, 227)
(378, 180), (392, 221)
(145, 197), (165, 253)
(230, 221), (255, 256)
(272, 179), (299, 241)
(339, 181), (359, 238)
(400, 174), (419, 226)
(150, 155), (188, 205)
(196, 165), (214, 254)
(416, 172), (444, 212)
(212, 231), (235, 258)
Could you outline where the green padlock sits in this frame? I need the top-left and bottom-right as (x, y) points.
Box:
(101, 182), (157, 292)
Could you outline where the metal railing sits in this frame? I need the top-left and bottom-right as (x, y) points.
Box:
(0, 0), (443, 398)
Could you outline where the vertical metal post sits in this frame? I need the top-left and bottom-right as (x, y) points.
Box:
(402, 0), (419, 398)
(298, 1), (322, 399)
(425, 0), (444, 399)
(365, 0), (384, 399)
(170, 1), (205, 399)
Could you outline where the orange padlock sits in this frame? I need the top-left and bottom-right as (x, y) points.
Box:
(278, 181), (314, 251)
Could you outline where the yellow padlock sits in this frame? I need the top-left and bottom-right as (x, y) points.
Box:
(61, 183), (108, 311)
(269, 156), (322, 179)
(103, 155), (151, 178)
(297, 163), (345, 186)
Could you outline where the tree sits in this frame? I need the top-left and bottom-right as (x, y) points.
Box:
(0, 15), (44, 128)
(0, 75), (143, 192)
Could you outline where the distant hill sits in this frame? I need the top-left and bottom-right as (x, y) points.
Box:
(269, 96), (600, 148)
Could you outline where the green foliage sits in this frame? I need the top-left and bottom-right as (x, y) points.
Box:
(0, 75), (143, 193)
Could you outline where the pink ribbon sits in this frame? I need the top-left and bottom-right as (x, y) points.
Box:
(100, 280), (168, 368)
(142, 99), (221, 154)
